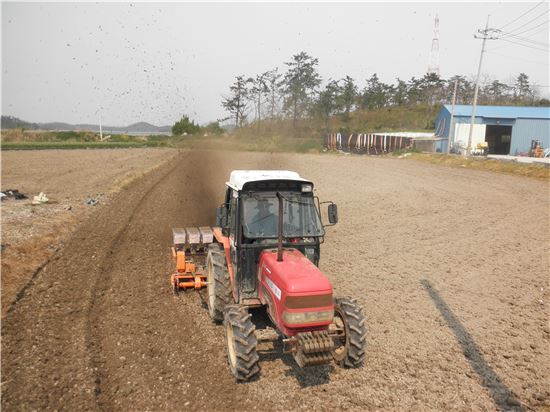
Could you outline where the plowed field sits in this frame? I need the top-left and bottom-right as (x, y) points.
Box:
(2, 149), (549, 411)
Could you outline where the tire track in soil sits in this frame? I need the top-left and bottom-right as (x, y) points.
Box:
(84, 153), (185, 406)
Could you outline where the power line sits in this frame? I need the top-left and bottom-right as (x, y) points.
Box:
(500, 24), (549, 44)
(500, 31), (549, 48)
(499, 38), (548, 52)
(505, 9), (550, 35)
(508, 37), (548, 48)
(525, 25), (550, 37)
(499, 37), (550, 52)
(498, 1), (544, 30)
(504, 19), (549, 37)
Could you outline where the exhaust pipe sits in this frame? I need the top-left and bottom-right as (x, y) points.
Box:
(276, 192), (283, 262)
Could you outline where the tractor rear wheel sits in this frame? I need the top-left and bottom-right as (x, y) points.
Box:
(332, 297), (367, 368)
(206, 243), (232, 323)
(223, 305), (260, 382)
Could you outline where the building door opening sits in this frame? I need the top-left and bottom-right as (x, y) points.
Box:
(485, 125), (512, 155)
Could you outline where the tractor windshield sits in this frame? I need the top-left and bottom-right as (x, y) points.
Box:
(242, 193), (324, 239)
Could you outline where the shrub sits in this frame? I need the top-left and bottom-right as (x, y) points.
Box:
(172, 116), (201, 136)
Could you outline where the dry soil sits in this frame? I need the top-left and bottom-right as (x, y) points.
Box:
(1, 149), (549, 411)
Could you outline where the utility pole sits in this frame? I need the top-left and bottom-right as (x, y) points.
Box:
(466, 15), (499, 156)
(96, 106), (104, 141)
(447, 79), (458, 154)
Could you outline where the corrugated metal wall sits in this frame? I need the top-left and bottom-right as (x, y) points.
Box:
(434, 109), (449, 151)
(435, 108), (451, 138)
(510, 119), (550, 155)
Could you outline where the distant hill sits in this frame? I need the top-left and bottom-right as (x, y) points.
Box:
(1, 116), (171, 133)
(1, 116), (40, 130)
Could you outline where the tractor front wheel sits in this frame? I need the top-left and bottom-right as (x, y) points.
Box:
(224, 305), (260, 382)
(331, 297), (367, 368)
(206, 243), (232, 323)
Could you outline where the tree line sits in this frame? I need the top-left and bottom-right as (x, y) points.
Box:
(221, 51), (548, 128)
(171, 115), (224, 136)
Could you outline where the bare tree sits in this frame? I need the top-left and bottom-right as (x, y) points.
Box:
(265, 68), (282, 120)
(249, 72), (270, 122)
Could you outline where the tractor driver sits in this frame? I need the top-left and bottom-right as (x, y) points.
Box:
(247, 198), (278, 238)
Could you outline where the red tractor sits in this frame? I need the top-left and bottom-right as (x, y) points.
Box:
(170, 170), (367, 381)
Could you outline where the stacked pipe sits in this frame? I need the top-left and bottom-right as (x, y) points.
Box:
(325, 133), (413, 154)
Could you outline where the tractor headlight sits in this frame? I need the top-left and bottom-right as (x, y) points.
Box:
(282, 310), (333, 325)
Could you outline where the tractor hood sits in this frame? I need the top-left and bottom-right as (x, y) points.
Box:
(259, 249), (332, 295)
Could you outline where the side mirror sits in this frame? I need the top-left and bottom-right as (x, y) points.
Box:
(328, 203), (338, 224)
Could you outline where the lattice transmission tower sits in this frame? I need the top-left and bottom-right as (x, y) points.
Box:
(427, 14), (440, 76)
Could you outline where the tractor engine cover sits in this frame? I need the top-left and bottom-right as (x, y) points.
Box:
(258, 248), (334, 336)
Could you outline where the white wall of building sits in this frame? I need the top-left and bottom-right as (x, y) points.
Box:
(453, 123), (486, 150)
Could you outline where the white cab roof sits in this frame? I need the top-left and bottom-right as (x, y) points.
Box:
(226, 170), (310, 191)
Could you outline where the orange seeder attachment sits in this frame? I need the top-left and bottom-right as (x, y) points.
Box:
(170, 248), (207, 292)
(170, 227), (212, 293)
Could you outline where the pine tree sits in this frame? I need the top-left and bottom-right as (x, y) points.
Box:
(222, 76), (250, 128)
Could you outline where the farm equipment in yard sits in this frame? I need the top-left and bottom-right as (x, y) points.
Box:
(169, 170), (367, 381)
(530, 140), (545, 158)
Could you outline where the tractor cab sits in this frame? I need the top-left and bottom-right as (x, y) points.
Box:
(215, 170), (337, 304)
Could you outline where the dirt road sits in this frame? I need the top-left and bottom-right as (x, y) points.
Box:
(2, 150), (548, 411)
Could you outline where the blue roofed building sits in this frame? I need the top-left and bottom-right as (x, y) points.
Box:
(434, 105), (550, 155)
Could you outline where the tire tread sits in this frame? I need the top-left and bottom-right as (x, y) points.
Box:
(334, 297), (368, 368)
(206, 243), (232, 322)
(224, 305), (260, 382)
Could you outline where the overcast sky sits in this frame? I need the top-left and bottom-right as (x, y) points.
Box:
(2, 1), (549, 126)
